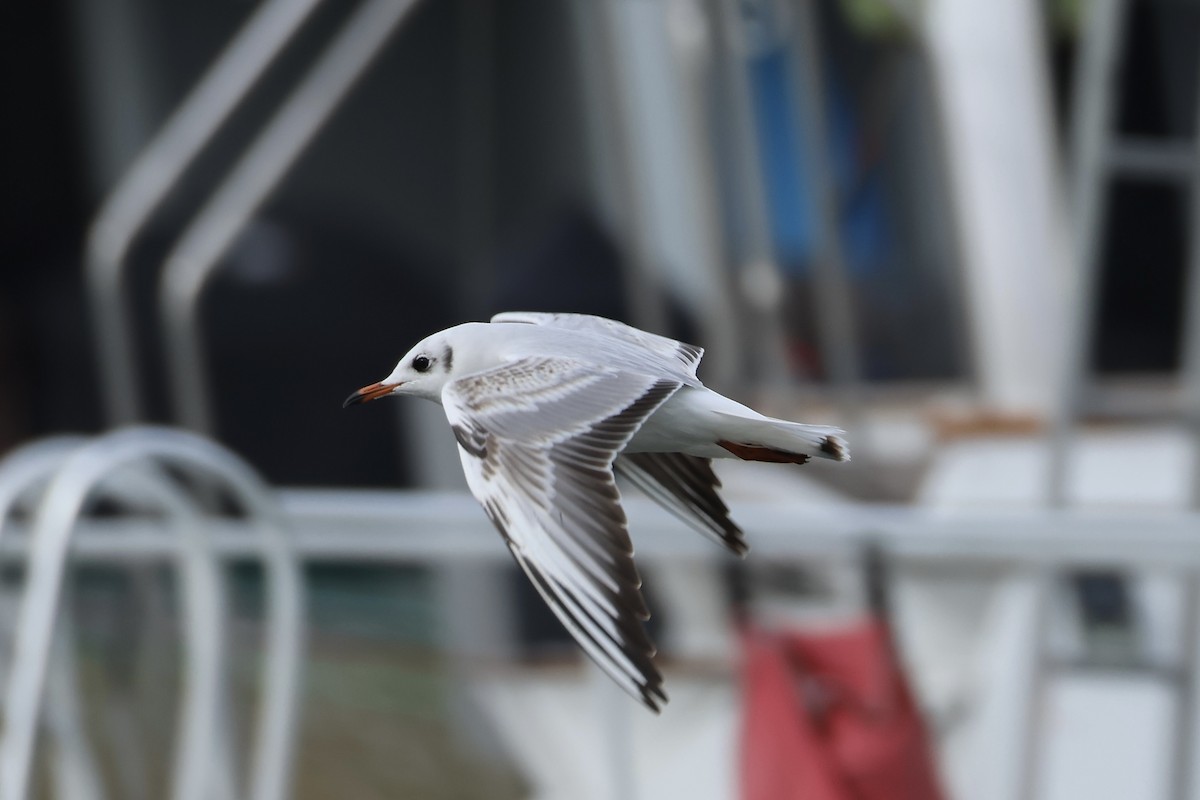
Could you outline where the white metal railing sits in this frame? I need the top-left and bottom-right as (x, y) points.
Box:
(0, 428), (305, 800)
(4, 429), (1200, 800)
(0, 491), (1194, 569)
(0, 437), (101, 800)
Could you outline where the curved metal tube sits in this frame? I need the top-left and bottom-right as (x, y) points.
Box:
(102, 467), (228, 800)
(41, 623), (104, 800)
(0, 438), (103, 800)
(0, 438), (90, 520)
(0, 428), (304, 800)
(0, 439), (237, 800)
(159, 0), (421, 433)
(85, 0), (325, 424)
(130, 430), (306, 800)
(0, 447), (227, 800)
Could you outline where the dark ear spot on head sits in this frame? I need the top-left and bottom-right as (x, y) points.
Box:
(443, 345), (454, 372)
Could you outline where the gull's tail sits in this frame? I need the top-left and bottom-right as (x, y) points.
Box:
(713, 412), (849, 465)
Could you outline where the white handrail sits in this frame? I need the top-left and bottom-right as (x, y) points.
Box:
(0, 489), (1196, 570)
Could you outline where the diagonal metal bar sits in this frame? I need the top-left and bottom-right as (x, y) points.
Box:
(86, 0), (326, 425)
(159, 0), (422, 434)
(1047, 0), (1128, 507)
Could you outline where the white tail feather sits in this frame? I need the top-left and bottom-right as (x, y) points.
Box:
(713, 412), (850, 462)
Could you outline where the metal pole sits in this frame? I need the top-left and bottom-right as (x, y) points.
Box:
(1047, 0), (1127, 507)
(710, 0), (792, 388)
(454, 0), (495, 320)
(1182, 104), (1200, 516)
(1016, 567), (1058, 800)
(1166, 20), (1200, 797)
(1037, 4), (1129, 800)
(665, 0), (745, 389)
(570, 0), (669, 336)
(594, 663), (638, 800)
(785, 0), (863, 405)
(1174, 578), (1200, 800)
(159, 0), (422, 434)
(85, 0), (325, 424)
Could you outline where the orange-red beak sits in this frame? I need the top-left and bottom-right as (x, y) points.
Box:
(343, 381), (399, 408)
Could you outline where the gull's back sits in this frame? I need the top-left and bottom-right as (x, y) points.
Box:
(486, 313), (705, 389)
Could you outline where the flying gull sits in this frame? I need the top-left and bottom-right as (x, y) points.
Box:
(344, 312), (848, 711)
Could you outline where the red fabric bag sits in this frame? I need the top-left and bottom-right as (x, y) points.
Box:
(740, 620), (945, 800)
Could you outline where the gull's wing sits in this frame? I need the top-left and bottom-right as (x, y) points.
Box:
(442, 356), (681, 710)
(491, 311), (704, 377)
(615, 453), (747, 557)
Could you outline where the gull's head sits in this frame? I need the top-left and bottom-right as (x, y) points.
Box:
(343, 326), (473, 407)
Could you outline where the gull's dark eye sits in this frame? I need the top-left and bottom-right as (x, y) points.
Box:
(412, 355), (432, 373)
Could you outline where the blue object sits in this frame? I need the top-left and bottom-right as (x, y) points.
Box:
(747, 47), (888, 277)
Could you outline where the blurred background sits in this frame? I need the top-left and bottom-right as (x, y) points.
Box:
(2, 0), (1200, 797)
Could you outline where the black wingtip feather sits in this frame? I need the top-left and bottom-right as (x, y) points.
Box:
(642, 684), (668, 713)
(820, 435), (850, 462)
(519, 555), (665, 711)
(616, 452), (748, 557)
